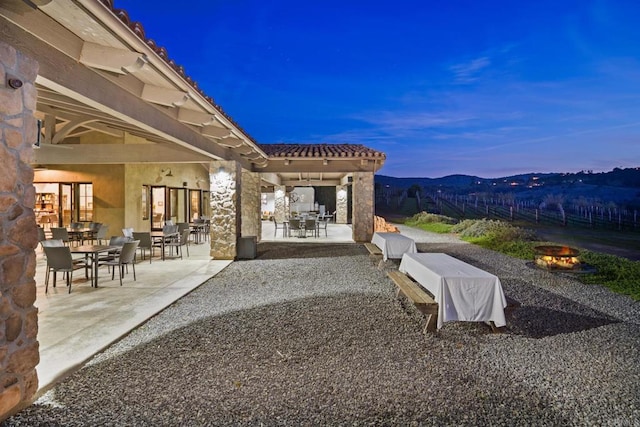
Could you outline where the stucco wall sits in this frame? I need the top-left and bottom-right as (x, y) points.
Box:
(123, 162), (210, 232)
(35, 165), (125, 235)
(0, 41), (39, 420)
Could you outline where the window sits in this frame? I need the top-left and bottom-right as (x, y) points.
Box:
(77, 183), (93, 222)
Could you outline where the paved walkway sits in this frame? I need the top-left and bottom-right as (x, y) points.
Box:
(35, 221), (354, 394)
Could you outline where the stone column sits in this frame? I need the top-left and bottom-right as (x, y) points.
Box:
(352, 172), (375, 242)
(336, 185), (348, 224)
(0, 41), (40, 420)
(273, 185), (287, 222)
(209, 161), (240, 259)
(241, 169), (261, 242)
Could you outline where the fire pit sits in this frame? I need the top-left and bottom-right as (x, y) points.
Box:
(534, 245), (581, 270)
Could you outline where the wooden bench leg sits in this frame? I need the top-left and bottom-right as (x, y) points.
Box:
(415, 304), (438, 333)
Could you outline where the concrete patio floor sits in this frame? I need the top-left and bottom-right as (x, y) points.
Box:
(34, 221), (354, 395)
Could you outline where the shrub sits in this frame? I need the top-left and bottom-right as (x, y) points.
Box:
(454, 219), (535, 241)
(406, 211), (457, 225)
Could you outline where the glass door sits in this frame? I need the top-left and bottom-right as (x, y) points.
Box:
(151, 186), (166, 230)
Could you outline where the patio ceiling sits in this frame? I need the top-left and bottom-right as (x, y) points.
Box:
(2, 0), (385, 184)
(1, 0), (266, 169)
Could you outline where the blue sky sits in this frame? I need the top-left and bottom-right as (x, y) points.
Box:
(115, 0), (640, 178)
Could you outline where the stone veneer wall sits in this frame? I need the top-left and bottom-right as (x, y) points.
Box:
(273, 185), (286, 222)
(209, 161), (240, 260)
(0, 41), (39, 420)
(352, 172), (375, 242)
(335, 185), (348, 224)
(240, 169), (261, 242)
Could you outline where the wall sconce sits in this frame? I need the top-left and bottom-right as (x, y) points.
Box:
(162, 168), (173, 177)
(323, 158), (328, 165)
(7, 77), (23, 89)
(284, 159), (290, 166)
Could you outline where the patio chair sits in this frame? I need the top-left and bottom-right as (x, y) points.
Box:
(318, 218), (329, 237)
(50, 227), (70, 245)
(304, 218), (318, 237)
(132, 231), (153, 263)
(99, 236), (131, 265)
(272, 217), (287, 237)
(288, 218), (302, 237)
(42, 245), (89, 293)
(122, 227), (134, 239)
(100, 240), (140, 286)
(95, 224), (109, 245)
(164, 229), (190, 259)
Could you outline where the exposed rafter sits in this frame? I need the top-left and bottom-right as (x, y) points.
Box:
(141, 84), (189, 107)
(79, 41), (147, 75)
(177, 108), (215, 126)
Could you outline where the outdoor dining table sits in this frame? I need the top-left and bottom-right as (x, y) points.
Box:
(70, 244), (120, 288)
(371, 232), (417, 260)
(399, 252), (507, 329)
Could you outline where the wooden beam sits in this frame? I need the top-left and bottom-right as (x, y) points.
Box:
(201, 125), (231, 139)
(52, 118), (99, 144)
(34, 143), (210, 164)
(141, 84), (189, 107)
(79, 41), (147, 75)
(282, 179), (342, 186)
(177, 108), (216, 126)
(0, 17), (252, 169)
(217, 137), (244, 148)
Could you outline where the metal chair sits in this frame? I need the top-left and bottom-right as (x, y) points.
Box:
(122, 227), (134, 239)
(95, 224), (109, 245)
(288, 219), (302, 237)
(318, 218), (329, 237)
(271, 217), (287, 237)
(42, 245), (89, 293)
(304, 218), (318, 237)
(164, 229), (190, 259)
(100, 240), (139, 286)
(132, 231), (153, 263)
(50, 227), (70, 245)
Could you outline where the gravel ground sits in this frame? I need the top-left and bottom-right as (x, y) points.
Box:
(5, 227), (640, 426)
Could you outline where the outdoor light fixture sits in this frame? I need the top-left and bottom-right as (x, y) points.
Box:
(163, 169), (173, 177)
(217, 166), (227, 175)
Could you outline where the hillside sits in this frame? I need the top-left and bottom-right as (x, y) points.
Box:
(376, 167), (640, 208)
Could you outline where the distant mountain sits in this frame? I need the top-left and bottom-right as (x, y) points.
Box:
(375, 167), (640, 208)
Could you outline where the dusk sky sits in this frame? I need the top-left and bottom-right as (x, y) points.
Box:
(116, 0), (640, 178)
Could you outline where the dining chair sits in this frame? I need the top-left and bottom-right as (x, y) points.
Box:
(271, 217), (287, 237)
(42, 245), (89, 293)
(304, 218), (317, 237)
(288, 218), (302, 237)
(50, 227), (70, 246)
(95, 224), (109, 245)
(100, 240), (140, 286)
(164, 229), (190, 259)
(122, 227), (134, 239)
(132, 231), (153, 263)
(318, 218), (329, 237)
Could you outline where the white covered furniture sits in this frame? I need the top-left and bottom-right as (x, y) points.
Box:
(371, 232), (417, 261)
(399, 253), (507, 329)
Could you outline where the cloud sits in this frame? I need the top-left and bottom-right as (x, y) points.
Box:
(449, 56), (491, 83)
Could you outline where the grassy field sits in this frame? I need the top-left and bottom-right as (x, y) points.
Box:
(389, 212), (640, 300)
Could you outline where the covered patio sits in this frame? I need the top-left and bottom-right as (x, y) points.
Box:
(0, 0), (384, 417)
(34, 221), (355, 393)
